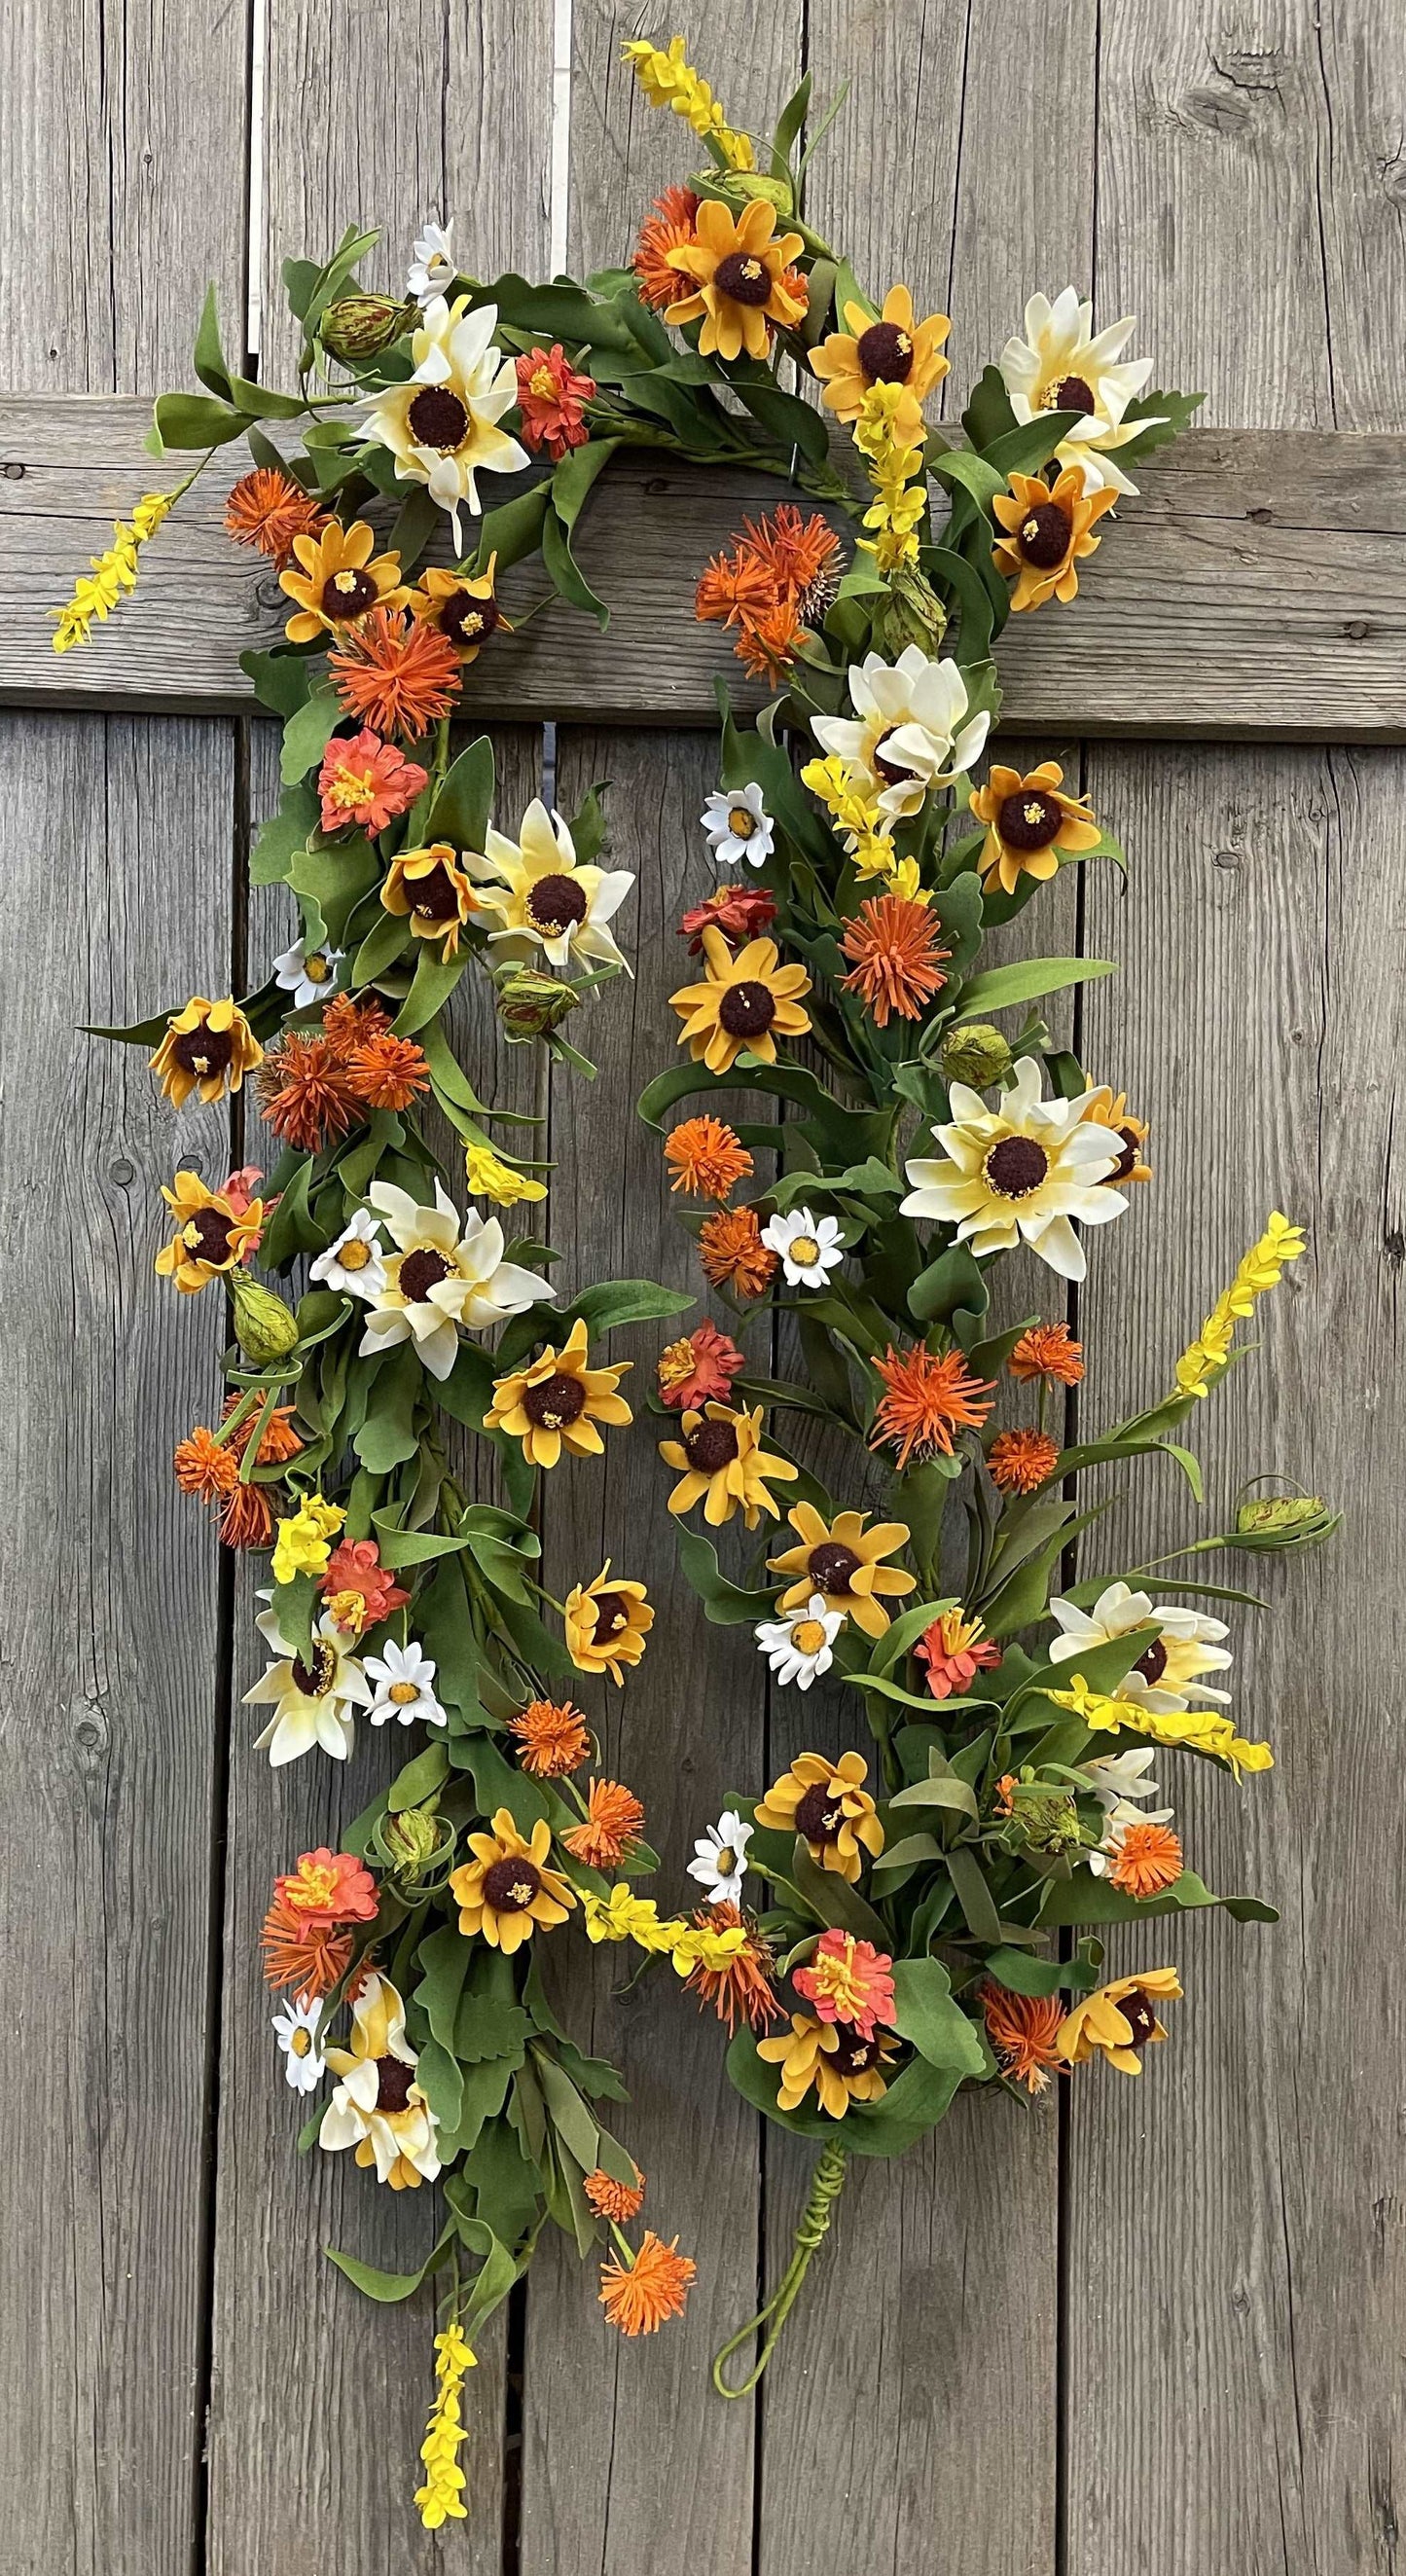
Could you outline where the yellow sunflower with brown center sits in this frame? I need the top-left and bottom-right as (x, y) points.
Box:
(768, 1502), (915, 1639)
(754, 1750), (884, 1882)
(278, 518), (410, 643)
(380, 842), (480, 956)
(409, 553), (512, 664)
(665, 198), (806, 362)
(563, 1563), (654, 1684)
(968, 759), (1102, 894)
(486, 1317), (633, 1468)
(757, 2012), (899, 2117)
(449, 1809), (576, 1954)
(657, 1400), (797, 1529)
(811, 282), (950, 441)
(668, 927), (811, 1076)
(991, 467), (1116, 612)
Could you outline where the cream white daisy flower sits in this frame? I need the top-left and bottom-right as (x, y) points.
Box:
(463, 797), (634, 975)
(273, 1993), (326, 2093)
(365, 1636), (445, 1729)
(687, 1808), (753, 1906)
(1081, 1744), (1167, 1812)
(1048, 1579), (1233, 1713)
(362, 295), (528, 549)
(811, 647), (991, 823)
(244, 1599), (373, 1766)
(999, 287), (1163, 497)
(359, 1179), (547, 1379)
(900, 1055), (1126, 1283)
(701, 783), (775, 871)
(755, 1593), (846, 1689)
(761, 1205), (845, 1289)
(310, 1206), (388, 1302)
(272, 936), (344, 1010)
(319, 1974), (442, 2189)
(408, 219), (455, 304)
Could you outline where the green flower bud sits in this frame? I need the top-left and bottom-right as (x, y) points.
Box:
(494, 967), (581, 1044)
(877, 564), (947, 658)
(319, 293), (416, 361)
(1005, 1789), (1082, 1858)
(940, 1023), (1013, 1091)
(697, 169), (794, 215)
(228, 1271), (300, 1364)
(373, 1800), (454, 1887)
(1233, 1492), (1342, 1552)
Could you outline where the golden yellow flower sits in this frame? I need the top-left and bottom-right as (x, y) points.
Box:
(449, 1808), (576, 1953)
(667, 927), (811, 1076)
(51, 488), (176, 652)
(811, 284), (950, 441)
(623, 36), (755, 170)
(564, 1563), (654, 1685)
(409, 554), (512, 663)
(754, 1750), (884, 1882)
(756, 2011), (897, 2117)
(414, 2320), (477, 2529)
(1056, 1968), (1182, 2075)
(278, 517), (409, 643)
(991, 467), (1117, 612)
(665, 198), (805, 364)
(968, 760), (1102, 895)
(155, 1170), (264, 1293)
(485, 1317), (632, 1469)
(150, 995), (263, 1109)
(1171, 1213), (1305, 1399)
(657, 1400), (798, 1530)
(463, 1141), (547, 1206)
(1079, 1086), (1152, 1186)
(319, 1973), (441, 2189)
(767, 1502), (915, 1640)
(380, 842), (480, 957)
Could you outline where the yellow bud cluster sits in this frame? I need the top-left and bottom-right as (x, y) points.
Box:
(50, 489), (176, 652)
(622, 36), (755, 170)
(852, 382), (927, 575)
(270, 1492), (345, 1584)
(799, 752), (897, 880)
(582, 1884), (750, 1974)
(1049, 1673), (1273, 1781)
(1171, 1211), (1306, 1400)
(414, 2320), (477, 2529)
(464, 1140), (548, 1207)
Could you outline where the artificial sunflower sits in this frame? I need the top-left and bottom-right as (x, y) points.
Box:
(667, 926), (811, 1075)
(811, 283), (950, 439)
(992, 466), (1117, 612)
(754, 1750), (885, 1882)
(868, 1342), (993, 1470)
(968, 759), (1102, 894)
(901, 1053), (1127, 1283)
(485, 1316), (632, 1469)
(665, 196), (805, 362)
(756, 2012), (899, 2118)
(449, 1808), (576, 1953)
(361, 296), (529, 547)
(1056, 1968), (1182, 2075)
(768, 1502), (915, 1640)
(464, 797), (634, 974)
(319, 1973), (442, 2189)
(657, 1400), (798, 1530)
(150, 995), (262, 1108)
(1080, 1086), (1152, 1185)
(563, 1563), (654, 1684)
(409, 554), (512, 663)
(380, 842), (480, 957)
(155, 1171), (264, 1292)
(278, 517), (409, 643)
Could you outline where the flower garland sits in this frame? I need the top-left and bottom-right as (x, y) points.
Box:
(59, 28), (1338, 2510)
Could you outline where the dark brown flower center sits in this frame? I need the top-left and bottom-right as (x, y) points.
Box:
(807, 1541), (862, 1595)
(407, 386), (470, 450)
(290, 1643), (336, 1697)
(984, 1137), (1050, 1199)
(483, 1856), (540, 1911)
(411, 861), (463, 923)
(526, 871), (588, 934)
(718, 979), (776, 1039)
(1017, 501), (1073, 568)
(1133, 1637), (1168, 1685)
(683, 1417), (739, 1473)
(441, 588), (499, 646)
(1118, 1987), (1159, 2048)
(590, 1589), (631, 1640)
(713, 250), (772, 307)
(828, 2027), (878, 2078)
(794, 1782), (846, 1844)
(399, 1247), (453, 1302)
(1108, 1126), (1142, 1182)
(523, 1371), (587, 1430)
(374, 2053), (416, 2114)
(872, 738), (920, 786)
(997, 788), (1064, 852)
(182, 1206), (236, 1266)
(857, 319), (914, 382)
(171, 1022), (234, 1078)
(320, 565), (379, 621)
(1048, 373), (1096, 415)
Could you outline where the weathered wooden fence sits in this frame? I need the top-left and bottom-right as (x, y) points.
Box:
(2, 5), (1402, 2572)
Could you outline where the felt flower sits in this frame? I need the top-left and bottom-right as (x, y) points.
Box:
(258, 1032), (360, 1150)
(901, 1054), (1128, 1283)
(486, 1317), (632, 1469)
(272, 936), (343, 1009)
(598, 2232), (696, 2336)
(320, 1538), (412, 1635)
(969, 760), (1102, 895)
(272, 1992), (326, 2093)
(1048, 1580), (1233, 1713)
(362, 295), (529, 547)
(664, 197), (805, 361)
(1081, 1745), (1167, 1812)
(309, 1208), (388, 1300)
(839, 891), (950, 1025)
(698, 1206), (779, 1298)
(150, 995), (262, 1109)
(414, 2319), (476, 2531)
(999, 287), (1160, 494)
(768, 1504), (915, 1641)
(687, 1808), (753, 1906)
(244, 1601), (372, 1766)
(811, 282), (951, 439)
(278, 517), (409, 643)
(981, 1983), (1065, 2094)
(668, 927), (811, 1075)
(515, 344), (595, 458)
(754, 1595), (846, 1690)
(508, 1697), (592, 1779)
(365, 1637), (445, 1729)
(583, 2164), (645, 2222)
(760, 1206), (845, 1290)
(992, 466), (1117, 611)
(344, 1032), (431, 1113)
(328, 606), (461, 742)
(990, 1428), (1061, 1494)
(317, 729), (427, 834)
(463, 1141), (547, 1207)
(1098, 1808), (1184, 1897)
(270, 1492), (344, 1584)
(1056, 1968), (1182, 2075)
(408, 220), (456, 303)
(658, 1399), (797, 1529)
(358, 1179), (547, 1378)
(1010, 1321), (1085, 1385)
(320, 1973), (442, 2186)
(224, 465), (326, 565)
(409, 555), (511, 662)
(678, 882), (777, 954)
(155, 1171), (264, 1292)
(561, 1778), (647, 1871)
(812, 647), (990, 822)
(755, 1750), (884, 1881)
(682, 1902), (779, 2033)
(633, 183), (702, 308)
(700, 782), (775, 870)
(656, 1320), (745, 1409)
(563, 1564), (654, 1684)
(449, 1809), (576, 1952)
(1080, 1086), (1152, 1186)
(380, 841), (480, 957)
(756, 2013), (898, 2117)
(869, 1343), (993, 1470)
(793, 1929), (896, 2038)
(696, 509), (842, 681)
(272, 1845), (379, 1927)
(664, 1114), (753, 1202)
(916, 1608), (1002, 1699)
(464, 798), (634, 973)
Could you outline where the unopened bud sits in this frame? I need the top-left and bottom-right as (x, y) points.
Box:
(698, 169), (794, 215)
(228, 1271), (300, 1364)
(494, 967), (581, 1044)
(376, 1801), (454, 1884)
(1234, 1492), (1342, 1552)
(319, 293), (415, 361)
(940, 1023), (1013, 1091)
(877, 564), (947, 658)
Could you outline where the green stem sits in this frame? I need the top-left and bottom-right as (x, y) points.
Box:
(711, 2139), (848, 2398)
(237, 1380), (282, 1483)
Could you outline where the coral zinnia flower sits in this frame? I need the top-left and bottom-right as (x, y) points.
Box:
(684, 1901), (779, 2033)
(679, 882), (777, 954)
(450, 1808), (577, 1953)
(486, 1316), (633, 1469)
(1107, 1818), (1184, 1898)
(632, 184), (701, 309)
(258, 1032), (361, 1150)
(151, 995), (262, 1109)
(990, 1427), (1061, 1494)
(583, 2164), (645, 2222)
(1009, 1321), (1085, 1386)
(658, 1400), (798, 1530)
(344, 1032), (432, 1110)
(1056, 1968), (1182, 2075)
(156, 1171), (265, 1293)
(563, 1564), (654, 1685)
(668, 927), (811, 1076)
(173, 1425), (239, 1501)
(981, 1982), (1066, 2094)
(381, 841), (480, 957)
(509, 1697), (592, 1779)
(992, 466), (1117, 612)
(811, 283), (951, 442)
(409, 555), (512, 663)
(224, 465), (326, 566)
(275, 1845), (379, 1927)
(656, 1320), (746, 1409)
(755, 1750), (884, 1882)
(768, 1502), (916, 1641)
(869, 1342), (993, 1470)
(793, 1929), (896, 2038)
(329, 605), (461, 742)
(916, 1607), (1001, 1700)
(664, 1114), (753, 1201)
(598, 2232), (696, 2337)
(969, 759), (1101, 895)
(260, 1892), (355, 1997)
(561, 1778), (647, 1871)
(665, 197), (805, 361)
(515, 343), (596, 458)
(317, 728), (427, 835)
(319, 1538), (411, 1632)
(279, 517), (409, 643)
(840, 891), (950, 1026)
(1080, 1086), (1152, 1185)
(699, 1206), (778, 1300)
(756, 2012), (898, 2118)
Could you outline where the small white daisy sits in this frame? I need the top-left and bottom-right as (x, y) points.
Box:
(310, 1207), (387, 1301)
(365, 1637), (445, 1727)
(761, 1206), (845, 1289)
(701, 783), (775, 871)
(273, 1993), (326, 2093)
(687, 1808), (753, 1906)
(408, 219), (455, 304)
(755, 1594), (846, 1689)
(272, 936), (344, 1010)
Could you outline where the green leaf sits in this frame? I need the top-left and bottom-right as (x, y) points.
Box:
(1112, 386), (1206, 467)
(260, 1155), (322, 1267)
(889, 1958), (988, 2075)
(960, 364), (1018, 453)
(250, 780), (318, 887)
(790, 1839), (890, 1946)
(771, 70), (811, 176)
(240, 648), (313, 721)
(152, 390), (249, 451)
(552, 436), (621, 529)
(392, 943), (468, 1037)
(533, 2049), (601, 2173)
(192, 283), (234, 400)
(944, 1843), (1003, 1943)
(352, 1341), (422, 1471)
(675, 1528), (777, 1626)
(543, 503), (609, 629)
(427, 735), (494, 852)
(326, 2232), (453, 2303)
(953, 958), (1116, 1021)
(280, 685), (342, 787)
(386, 1741), (450, 1809)
(887, 1775), (980, 1822)
(352, 908), (412, 987)
(1038, 1870), (1277, 1927)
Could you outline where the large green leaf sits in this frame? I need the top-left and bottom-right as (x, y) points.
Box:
(952, 957), (1115, 1021)
(889, 1959), (989, 2076)
(1038, 1870), (1278, 1927)
(427, 735), (494, 852)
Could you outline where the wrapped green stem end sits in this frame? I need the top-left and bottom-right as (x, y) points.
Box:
(711, 2139), (849, 2399)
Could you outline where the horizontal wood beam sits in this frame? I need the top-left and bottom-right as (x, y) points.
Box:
(2, 396), (1403, 738)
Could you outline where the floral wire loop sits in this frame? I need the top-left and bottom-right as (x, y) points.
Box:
(711, 2138), (849, 2398)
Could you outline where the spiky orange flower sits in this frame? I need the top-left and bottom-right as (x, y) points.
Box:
(220, 1482), (275, 1550)
(1108, 1820), (1184, 1899)
(696, 505), (843, 683)
(583, 2164), (645, 2222)
(173, 1426), (239, 1502)
(509, 1697), (592, 1779)
(261, 1892), (354, 1996)
(664, 1114), (754, 1202)
(631, 184), (701, 309)
(321, 992), (391, 1053)
(989, 1427), (1061, 1494)
(1009, 1321), (1085, 1386)
(258, 1033), (361, 1150)
(598, 2232), (696, 2337)
(699, 1206), (778, 1299)
(221, 1392), (304, 1468)
(344, 1031), (431, 1110)
(561, 1779), (646, 1870)
(839, 893), (950, 1026)
(869, 1343), (993, 1470)
(328, 605), (460, 743)
(981, 1982), (1066, 2094)
(224, 465), (326, 566)
(684, 1901), (780, 2034)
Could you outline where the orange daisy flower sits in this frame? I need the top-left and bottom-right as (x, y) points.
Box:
(989, 1427), (1061, 1494)
(869, 1343), (993, 1470)
(224, 465), (326, 566)
(684, 1902), (780, 2034)
(328, 606), (460, 743)
(220, 1482), (275, 1550)
(1108, 1820), (1184, 1900)
(274, 1845), (379, 1927)
(258, 1032), (361, 1151)
(319, 1538), (411, 1631)
(664, 1114), (754, 1202)
(839, 893), (950, 1027)
(656, 1320), (745, 1411)
(981, 1982), (1066, 2094)
(509, 1697), (592, 1779)
(1009, 1321), (1085, 1386)
(260, 1892), (354, 1997)
(583, 2164), (645, 2222)
(344, 1031), (431, 1110)
(561, 1779), (646, 1872)
(699, 1205), (778, 1300)
(598, 2232), (696, 2337)
(515, 344), (595, 459)
(173, 1426), (239, 1502)
(632, 184), (700, 310)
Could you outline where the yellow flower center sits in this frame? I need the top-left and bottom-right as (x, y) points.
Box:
(788, 1234), (819, 1265)
(389, 1680), (421, 1704)
(338, 1237), (372, 1270)
(305, 952), (332, 982)
(792, 1618), (828, 1655)
(714, 1846), (736, 1876)
(285, 1863), (339, 1912)
(329, 766), (377, 809)
(289, 2026), (312, 2057)
(333, 568), (363, 595)
(728, 806), (757, 838)
(529, 365), (558, 398)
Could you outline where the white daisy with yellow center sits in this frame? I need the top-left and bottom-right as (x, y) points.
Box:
(358, 1179), (547, 1380)
(244, 1598), (373, 1766)
(362, 294), (528, 548)
(1049, 1579), (1233, 1714)
(463, 797), (635, 974)
(272, 1992), (326, 2093)
(754, 1593), (846, 1690)
(900, 1055), (1127, 1283)
(319, 1974), (443, 2190)
(811, 646), (991, 823)
(687, 1807), (754, 1906)
(365, 1636), (446, 1728)
(272, 936), (344, 1010)
(310, 1206), (388, 1301)
(701, 782), (775, 871)
(999, 287), (1164, 497)
(761, 1205), (845, 1289)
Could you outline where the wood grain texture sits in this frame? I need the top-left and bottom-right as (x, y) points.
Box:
(1065, 744), (1406, 2574)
